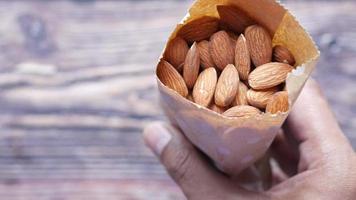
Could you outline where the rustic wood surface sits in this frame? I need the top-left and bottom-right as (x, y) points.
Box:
(0, 0), (355, 199)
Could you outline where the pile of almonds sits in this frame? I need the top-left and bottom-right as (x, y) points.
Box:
(157, 6), (296, 118)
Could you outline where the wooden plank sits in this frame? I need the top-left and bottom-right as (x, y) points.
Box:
(0, 180), (184, 200)
(0, 1), (355, 199)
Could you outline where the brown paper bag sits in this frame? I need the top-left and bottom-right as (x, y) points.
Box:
(156, 0), (319, 175)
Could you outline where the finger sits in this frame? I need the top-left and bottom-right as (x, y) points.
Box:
(270, 130), (299, 176)
(143, 122), (228, 199)
(284, 79), (353, 171)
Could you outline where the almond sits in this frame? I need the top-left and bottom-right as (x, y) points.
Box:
(217, 5), (255, 34)
(164, 37), (189, 71)
(223, 105), (261, 118)
(266, 91), (289, 114)
(183, 42), (200, 89)
(210, 31), (235, 70)
(177, 16), (219, 43)
(247, 87), (278, 109)
(235, 34), (251, 80)
(214, 64), (239, 107)
(193, 67), (217, 107)
(273, 45), (296, 66)
(248, 62), (294, 90)
(245, 25), (272, 67)
(157, 60), (188, 97)
(197, 40), (215, 69)
(234, 82), (249, 106)
(209, 104), (227, 114)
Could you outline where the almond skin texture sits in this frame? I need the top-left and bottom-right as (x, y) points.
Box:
(217, 5), (255, 34)
(157, 60), (188, 97)
(177, 16), (219, 43)
(234, 82), (249, 106)
(210, 31), (235, 70)
(183, 42), (200, 89)
(214, 64), (239, 107)
(209, 104), (226, 114)
(197, 40), (215, 69)
(273, 45), (296, 66)
(245, 25), (272, 67)
(193, 68), (217, 107)
(266, 91), (289, 114)
(247, 87), (278, 109)
(164, 37), (189, 71)
(248, 62), (294, 90)
(235, 34), (251, 81)
(223, 105), (261, 118)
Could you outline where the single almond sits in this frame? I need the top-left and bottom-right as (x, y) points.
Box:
(223, 105), (261, 118)
(266, 91), (289, 114)
(157, 60), (188, 97)
(193, 68), (217, 107)
(234, 82), (249, 106)
(273, 45), (296, 66)
(177, 16), (219, 43)
(197, 40), (215, 69)
(210, 31), (235, 70)
(248, 62), (294, 90)
(183, 42), (200, 89)
(245, 25), (272, 67)
(214, 64), (239, 107)
(209, 104), (227, 114)
(247, 87), (278, 109)
(235, 34), (251, 80)
(217, 5), (255, 34)
(164, 37), (189, 71)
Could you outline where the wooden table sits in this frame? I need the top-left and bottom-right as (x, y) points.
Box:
(0, 1), (355, 199)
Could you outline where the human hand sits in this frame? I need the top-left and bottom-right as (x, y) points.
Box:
(143, 79), (356, 200)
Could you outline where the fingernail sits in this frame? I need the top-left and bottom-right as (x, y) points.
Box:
(143, 122), (172, 156)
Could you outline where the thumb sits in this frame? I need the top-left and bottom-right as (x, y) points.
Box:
(143, 122), (264, 199)
(143, 122), (228, 199)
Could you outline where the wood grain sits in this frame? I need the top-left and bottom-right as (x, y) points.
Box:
(0, 1), (355, 199)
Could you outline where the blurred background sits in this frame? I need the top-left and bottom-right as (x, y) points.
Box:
(0, 0), (355, 199)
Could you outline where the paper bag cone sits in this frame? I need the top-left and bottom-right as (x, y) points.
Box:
(156, 0), (320, 175)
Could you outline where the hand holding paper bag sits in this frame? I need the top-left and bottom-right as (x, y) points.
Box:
(156, 0), (319, 175)
(144, 79), (356, 199)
